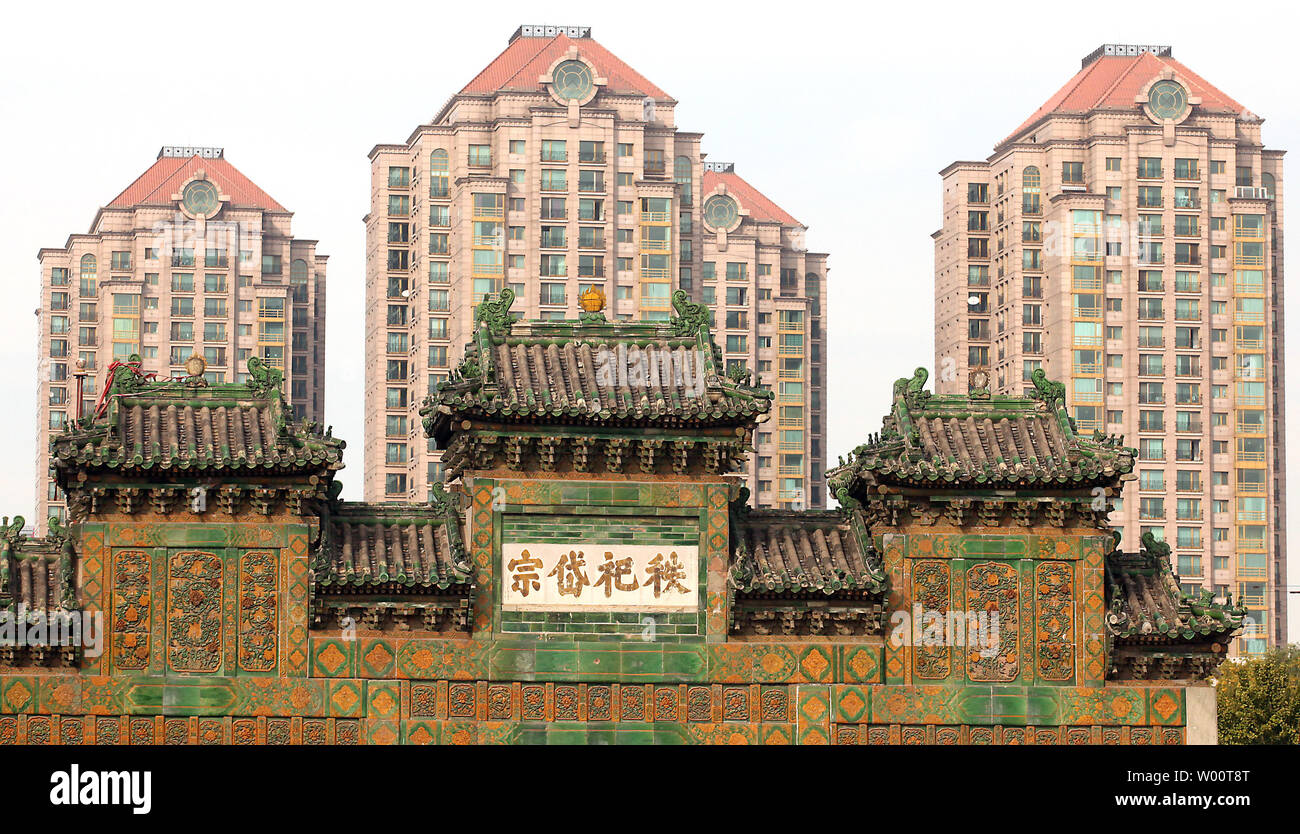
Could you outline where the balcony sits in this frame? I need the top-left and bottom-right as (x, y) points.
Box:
(1234, 186), (1273, 200)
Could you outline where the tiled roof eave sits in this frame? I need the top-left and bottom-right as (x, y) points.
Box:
(434, 397), (769, 428)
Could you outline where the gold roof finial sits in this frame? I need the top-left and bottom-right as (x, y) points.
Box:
(579, 285), (606, 313)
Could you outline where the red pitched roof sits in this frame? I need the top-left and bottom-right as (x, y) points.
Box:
(458, 33), (669, 99)
(107, 154), (286, 211)
(703, 170), (802, 227)
(1003, 52), (1247, 145)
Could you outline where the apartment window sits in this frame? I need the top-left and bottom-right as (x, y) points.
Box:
(540, 197), (566, 220)
(1174, 158), (1198, 180)
(1105, 157), (1122, 172)
(1139, 410), (1165, 432)
(1139, 498), (1165, 519)
(540, 225), (567, 249)
(540, 283), (566, 306)
(578, 255), (604, 278)
(1137, 298), (1164, 320)
(967, 182), (988, 203)
(540, 255), (567, 277)
(1022, 167), (1041, 214)
(581, 199), (606, 221)
(468, 145), (491, 167)
(1138, 186), (1162, 208)
(1138, 157), (1162, 179)
(385, 474), (407, 496)
(541, 140), (567, 162)
(1062, 161), (1083, 184)
(1173, 187), (1199, 209)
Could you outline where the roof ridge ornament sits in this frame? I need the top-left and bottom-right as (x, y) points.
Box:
(892, 367), (929, 408)
(669, 289), (712, 336)
(1028, 368), (1066, 410)
(474, 288), (516, 338)
(246, 356), (284, 398)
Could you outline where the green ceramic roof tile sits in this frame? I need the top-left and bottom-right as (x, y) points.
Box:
(1105, 533), (1247, 643)
(728, 496), (887, 598)
(0, 515), (77, 613)
(828, 367), (1136, 491)
(315, 486), (471, 592)
(49, 360), (344, 477)
(422, 290), (772, 441)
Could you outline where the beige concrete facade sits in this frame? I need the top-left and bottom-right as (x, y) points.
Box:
(934, 45), (1285, 655)
(35, 147), (327, 533)
(363, 26), (827, 510)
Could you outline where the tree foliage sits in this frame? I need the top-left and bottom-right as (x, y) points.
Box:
(1217, 645), (1300, 745)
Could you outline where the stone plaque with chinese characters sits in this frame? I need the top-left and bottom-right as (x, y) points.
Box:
(501, 543), (698, 612)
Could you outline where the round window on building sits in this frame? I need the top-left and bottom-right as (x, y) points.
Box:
(1147, 79), (1189, 121)
(551, 60), (595, 101)
(703, 194), (740, 231)
(182, 180), (220, 216)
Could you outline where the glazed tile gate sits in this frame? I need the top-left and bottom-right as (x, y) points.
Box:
(0, 293), (1242, 744)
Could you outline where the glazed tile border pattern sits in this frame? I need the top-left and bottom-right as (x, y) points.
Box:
(306, 638), (885, 684)
(0, 681), (1186, 744)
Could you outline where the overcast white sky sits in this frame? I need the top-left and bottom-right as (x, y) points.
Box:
(1, 0), (1295, 638)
